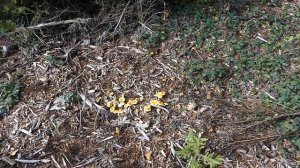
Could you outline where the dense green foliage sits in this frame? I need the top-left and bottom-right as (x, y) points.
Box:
(182, 2), (299, 110)
(0, 21), (17, 33)
(185, 57), (231, 85)
(143, 31), (168, 48)
(179, 1), (300, 156)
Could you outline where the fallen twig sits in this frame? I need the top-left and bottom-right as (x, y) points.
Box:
(51, 155), (62, 168)
(215, 111), (300, 127)
(244, 111), (300, 130)
(74, 157), (98, 168)
(18, 18), (91, 30)
(15, 159), (50, 164)
(150, 104), (169, 113)
(79, 93), (116, 120)
(156, 59), (182, 81)
(226, 130), (300, 147)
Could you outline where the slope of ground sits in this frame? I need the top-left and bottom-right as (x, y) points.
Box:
(0, 0), (299, 167)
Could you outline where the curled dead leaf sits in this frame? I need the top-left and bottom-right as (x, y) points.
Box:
(187, 102), (197, 111)
(145, 151), (152, 161)
(115, 127), (120, 135)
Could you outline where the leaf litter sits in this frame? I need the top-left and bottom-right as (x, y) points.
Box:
(0, 1), (299, 167)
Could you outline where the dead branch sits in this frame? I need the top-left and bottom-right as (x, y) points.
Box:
(243, 111), (300, 130)
(19, 18), (92, 30)
(214, 111), (300, 127)
(113, 0), (131, 34)
(226, 130), (300, 147)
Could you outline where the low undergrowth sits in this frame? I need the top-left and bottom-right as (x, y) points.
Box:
(178, 0), (300, 162)
(0, 82), (22, 118)
(181, 1), (299, 108)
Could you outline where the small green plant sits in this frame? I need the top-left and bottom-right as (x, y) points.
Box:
(64, 92), (78, 106)
(143, 31), (168, 48)
(177, 129), (223, 168)
(47, 55), (65, 66)
(0, 82), (21, 117)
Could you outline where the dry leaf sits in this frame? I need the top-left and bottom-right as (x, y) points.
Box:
(118, 96), (125, 103)
(187, 102), (197, 111)
(150, 99), (167, 106)
(206, 91), (212, 100)
(154, 91), (166, 99)
(145, 151), (152, 161)
(144, 105), (152, 112)
(106, 101), (113, 108)
(125, 98), (139, 107)
(9, 149), (18, 156)
(115, 127), (120, 135)
(176, 104), (182, 110)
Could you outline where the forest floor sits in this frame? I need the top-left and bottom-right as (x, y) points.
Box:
(0, 0), (300, 167)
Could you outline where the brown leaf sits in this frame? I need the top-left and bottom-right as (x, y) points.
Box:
(187, 102), (197, 111)
(145, 151), (152, 161)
